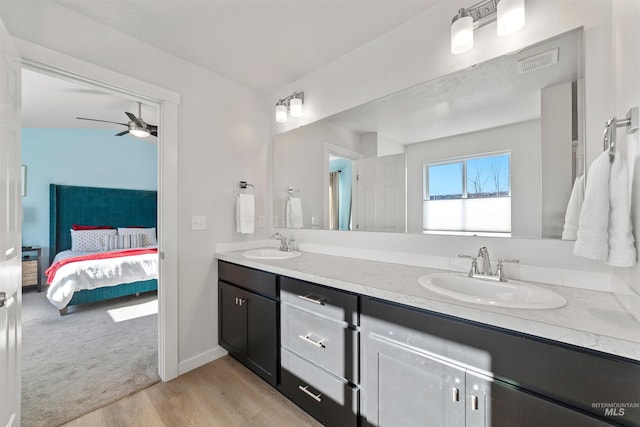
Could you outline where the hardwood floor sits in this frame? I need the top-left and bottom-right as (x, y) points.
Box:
(62, 356), (322, 427)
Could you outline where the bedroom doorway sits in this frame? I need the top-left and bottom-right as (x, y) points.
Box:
(20, 68), (163, 425)
(18, 47), (179, 423)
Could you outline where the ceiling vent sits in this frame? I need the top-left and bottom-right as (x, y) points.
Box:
(517, 48), (559, 74)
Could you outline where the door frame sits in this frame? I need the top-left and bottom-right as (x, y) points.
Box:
(17, 38), (180, 381)
(322, 142), (363, 230)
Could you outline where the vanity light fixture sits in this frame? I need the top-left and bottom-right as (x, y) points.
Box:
(451, 0), (525, 55)
(275, 91), (304, 123)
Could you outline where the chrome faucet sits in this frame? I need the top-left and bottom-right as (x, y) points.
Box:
(459, 247), (519, 282)
(270, 233), (295, 252)
(477, 246), (492, 276)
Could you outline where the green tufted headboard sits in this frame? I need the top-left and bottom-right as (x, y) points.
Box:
(49, 184), (157, 264)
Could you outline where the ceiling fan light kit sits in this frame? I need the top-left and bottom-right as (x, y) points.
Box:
(76, 101), (157, 138)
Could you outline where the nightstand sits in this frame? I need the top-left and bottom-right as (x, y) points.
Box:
(22, 247), (42, 292)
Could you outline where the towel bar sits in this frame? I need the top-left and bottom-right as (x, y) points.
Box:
(287, 187), (300, 197)
(237, 181), (254, 194)
(603, 107), (639, 162)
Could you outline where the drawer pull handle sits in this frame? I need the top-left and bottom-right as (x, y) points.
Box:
(298, 294), (325, 305)
(299, 334), (326, 348)
(298, 385), (322, 402)
(235, 297), (246, 306)
(452, 387), (459, 402)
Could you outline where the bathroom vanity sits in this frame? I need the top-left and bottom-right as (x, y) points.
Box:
(217, 251), (640, 426)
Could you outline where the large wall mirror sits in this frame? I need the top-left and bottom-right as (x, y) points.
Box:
(273, 28), (584, 239)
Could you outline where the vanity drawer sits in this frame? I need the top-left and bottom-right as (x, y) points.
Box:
(282, 303), (358, 383)
(280, 348), (359, 427)
(218, 260), (277, 299)
(281, 276), (358, 325)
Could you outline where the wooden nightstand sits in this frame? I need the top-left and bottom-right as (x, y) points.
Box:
(22, 247), (42, 292)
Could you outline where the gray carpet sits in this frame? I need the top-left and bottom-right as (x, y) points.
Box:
(21, 290), (160, 427)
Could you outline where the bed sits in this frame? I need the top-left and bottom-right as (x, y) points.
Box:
(47, 184), (159, 315)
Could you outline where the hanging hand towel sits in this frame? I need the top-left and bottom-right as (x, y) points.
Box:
(561, 175), (585, 241)
(574, 151), (611, 261)
(286, 196), (304, 229)
(606, 153), (636, 267)
(236, 193), (255, 234)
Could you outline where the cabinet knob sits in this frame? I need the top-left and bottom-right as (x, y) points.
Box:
(235, 297), (246, 306)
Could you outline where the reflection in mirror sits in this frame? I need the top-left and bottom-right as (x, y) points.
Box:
(273, 28), (584, 238)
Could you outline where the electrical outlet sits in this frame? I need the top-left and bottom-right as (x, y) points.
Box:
(191, 215), (206, 230)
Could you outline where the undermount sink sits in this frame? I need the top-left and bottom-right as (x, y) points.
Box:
(243, 248), (302, 260)
(418, 273), (567, 309)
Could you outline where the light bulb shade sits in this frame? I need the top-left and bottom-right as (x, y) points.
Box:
(289, 97), (303, 117)
(129, 127), (150, 138)
(497, 0), (525, 36)
(451, 12), (474, 54)
(275, 103), (288, 123)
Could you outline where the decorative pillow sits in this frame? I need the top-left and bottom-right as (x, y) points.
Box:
(118, 227), (157, 246)
(72, 224), (114, 230)
(103, 234), (144, 251)
(70, 229), (117, 252)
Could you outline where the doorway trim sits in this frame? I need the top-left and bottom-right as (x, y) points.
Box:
(17, 38), (180, 381)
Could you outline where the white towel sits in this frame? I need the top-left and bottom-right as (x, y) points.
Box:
(606, 154), (636, 267)
(286, 197), (303, 229)
(236, 193), (255, 234)
(574, 151), (611, 261)
(561, 175), (585, 241)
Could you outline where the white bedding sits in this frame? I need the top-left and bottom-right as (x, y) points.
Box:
(46, 248), (159, 309)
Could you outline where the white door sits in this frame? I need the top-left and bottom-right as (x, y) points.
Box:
(0, 16), (22, 427)
(354, 153), (406, 232)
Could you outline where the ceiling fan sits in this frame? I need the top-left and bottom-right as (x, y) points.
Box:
(76, 101), (158, 138)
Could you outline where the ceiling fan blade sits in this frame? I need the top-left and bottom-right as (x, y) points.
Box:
(115, 130), (130, 137)
(77, 117), (128, 126)
(125, 112), (143, 126)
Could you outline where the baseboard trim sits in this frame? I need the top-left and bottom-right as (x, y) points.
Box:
(178, 346), (228, 376)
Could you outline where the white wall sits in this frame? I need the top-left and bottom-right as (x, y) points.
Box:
(613, 1), (640, 321)
(271, 0), (617, 285)
(273, 120), (362, 229)
(0, 1), (271, 372)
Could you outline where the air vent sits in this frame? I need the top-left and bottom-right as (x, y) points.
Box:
(517, 48), (559, 74)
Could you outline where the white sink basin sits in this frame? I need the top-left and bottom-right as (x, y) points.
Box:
(242, 248), (302, 260)
(418, 273), (567, 309)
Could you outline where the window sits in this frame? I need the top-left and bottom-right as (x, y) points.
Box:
(423, 153), (511, 235)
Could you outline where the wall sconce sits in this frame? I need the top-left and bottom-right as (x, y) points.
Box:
(275, 91), (304, 123)
(451, 0), (525, 55)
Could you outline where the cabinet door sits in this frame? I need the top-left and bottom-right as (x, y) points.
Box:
(488, 380), (612, 427)
(219, 281), (247, 357)
(362, 332), (466, 427)
(246, 290), (278, 386)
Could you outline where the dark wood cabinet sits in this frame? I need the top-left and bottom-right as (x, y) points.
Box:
(218, 261), (278, 387)
(361, 297), (634, 427)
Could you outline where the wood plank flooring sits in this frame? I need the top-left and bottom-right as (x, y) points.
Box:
(62, 356), (322, 427)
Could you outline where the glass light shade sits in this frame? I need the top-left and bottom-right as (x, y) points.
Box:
(497, 0), (525, 36)
(129, 127), (150, 138)
(275, 103), (288, 123)
(451, 15), (474, 54)
(289, 97), (303, 117)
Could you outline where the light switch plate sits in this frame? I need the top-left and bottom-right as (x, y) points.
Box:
(191, 215), (206, 230)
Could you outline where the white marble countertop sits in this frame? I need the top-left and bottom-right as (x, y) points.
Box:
(216, 249), (640, 362)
